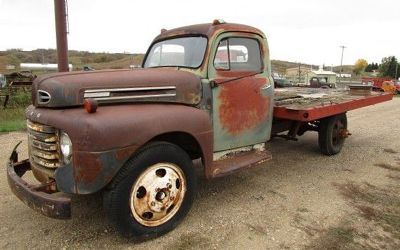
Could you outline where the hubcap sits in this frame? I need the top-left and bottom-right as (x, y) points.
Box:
(130, 163), (186, 227)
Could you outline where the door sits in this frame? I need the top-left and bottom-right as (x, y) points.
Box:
(208, 33), (274, 152)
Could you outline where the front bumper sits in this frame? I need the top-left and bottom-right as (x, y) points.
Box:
(7, 145), (71, 219)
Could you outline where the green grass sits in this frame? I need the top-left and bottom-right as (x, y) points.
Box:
(0, 107), (26, 132)
(0, 90), (30, 132)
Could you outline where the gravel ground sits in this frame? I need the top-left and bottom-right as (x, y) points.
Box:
(0, 98), (399, 249)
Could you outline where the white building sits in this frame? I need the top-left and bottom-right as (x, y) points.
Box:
(20, 63), (73, 72)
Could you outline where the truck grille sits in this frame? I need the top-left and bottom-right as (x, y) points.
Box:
(27, 120), (60, 177)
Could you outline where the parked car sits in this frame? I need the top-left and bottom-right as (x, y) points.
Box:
(273, 77), (292, 88)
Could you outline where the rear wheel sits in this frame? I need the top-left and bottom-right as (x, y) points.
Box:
(104, 142), (197, 239)
(318, 113), (348, 155)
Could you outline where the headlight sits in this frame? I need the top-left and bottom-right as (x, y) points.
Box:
(60, 132), (72, 164)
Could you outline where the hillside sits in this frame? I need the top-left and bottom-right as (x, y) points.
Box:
(0, 49), (143, 73)
(0, 49), (353, 75)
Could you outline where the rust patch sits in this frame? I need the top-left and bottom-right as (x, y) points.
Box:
(115, 145), (137, 161)
(74, 153), (102, 183)
(218, 78), (269, 134)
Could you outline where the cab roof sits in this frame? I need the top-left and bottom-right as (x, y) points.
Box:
(153, 22), (265, 42)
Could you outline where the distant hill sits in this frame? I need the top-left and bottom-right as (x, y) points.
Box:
(0, 49), (353, 75)
(270, 59), (354, 75)
(0, 49), (143, 73)
(271, 60), (314, 75)
(332, 65), (355, 74)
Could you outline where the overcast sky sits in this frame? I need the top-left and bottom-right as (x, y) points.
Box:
(0, 0), (398, 66)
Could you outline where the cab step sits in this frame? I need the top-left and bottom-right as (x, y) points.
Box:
(209, 149), (272, 178)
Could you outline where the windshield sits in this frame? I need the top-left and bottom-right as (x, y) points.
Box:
(144, 37), (207, 68)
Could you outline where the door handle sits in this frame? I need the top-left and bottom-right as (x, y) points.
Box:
(261, 84), (271, 90)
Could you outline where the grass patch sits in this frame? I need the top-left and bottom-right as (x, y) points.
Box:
(0, 90), (30, 132)
(309, 182), (400, 249)
(0, 107), (26, 132)
(384, 148), (398, 154)
(335, 182), (400, 240)
(297, 207), (310, 213)
(308, 224), (361, 250)
(374, 163), (400, 172)
(387, 174), (400, 180)
(167, 233), (211, 250)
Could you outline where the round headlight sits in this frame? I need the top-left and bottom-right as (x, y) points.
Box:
(60, 132), (72, 164)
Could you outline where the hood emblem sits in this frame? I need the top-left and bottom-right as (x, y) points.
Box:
(37, 90), (51, 105)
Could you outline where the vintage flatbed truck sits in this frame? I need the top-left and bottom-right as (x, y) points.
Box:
(7, 20), (393, 239)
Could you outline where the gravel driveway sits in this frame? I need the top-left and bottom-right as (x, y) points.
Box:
(1, 98), (399, 249)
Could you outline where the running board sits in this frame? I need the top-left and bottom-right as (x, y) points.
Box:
(208, 150), (272, 178)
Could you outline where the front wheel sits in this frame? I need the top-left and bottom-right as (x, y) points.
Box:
(318, 113), (348, 155)
(104, 142), (197, 239)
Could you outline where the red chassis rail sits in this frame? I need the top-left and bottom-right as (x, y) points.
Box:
(273, 92), (393, 122)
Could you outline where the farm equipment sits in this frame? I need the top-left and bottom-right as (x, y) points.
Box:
(0, 71), (35, 108)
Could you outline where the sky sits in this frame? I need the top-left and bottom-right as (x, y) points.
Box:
(0, 0), (398, 66)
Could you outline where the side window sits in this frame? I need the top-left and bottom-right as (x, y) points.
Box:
(214, 37), (262, 72)
(214, 40), (229, 70)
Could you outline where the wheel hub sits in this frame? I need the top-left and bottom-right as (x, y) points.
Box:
(338, 128), (351, 138)
(130, 163), (186, 227)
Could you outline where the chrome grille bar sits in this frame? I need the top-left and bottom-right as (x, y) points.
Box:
(27, 120), (60, 173)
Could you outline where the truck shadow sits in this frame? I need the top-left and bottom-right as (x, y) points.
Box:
(48, 134), (329, 243)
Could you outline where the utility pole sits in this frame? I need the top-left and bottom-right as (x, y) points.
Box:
(298, 63), (301, 84)
(339, 45), (346, 83)
(54, 0), (69, 72)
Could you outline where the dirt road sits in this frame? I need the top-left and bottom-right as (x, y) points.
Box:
(1, 98), (400, 249)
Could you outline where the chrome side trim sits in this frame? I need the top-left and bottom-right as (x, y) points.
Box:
(84, 92), (111, 98)
(84, 86), (176, 93)
(94, 93), (176, 101)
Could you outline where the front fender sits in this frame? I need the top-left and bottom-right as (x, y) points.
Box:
(26, 104), (213, 194)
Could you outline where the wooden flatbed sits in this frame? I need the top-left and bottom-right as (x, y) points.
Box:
(273, 87), (393, 122)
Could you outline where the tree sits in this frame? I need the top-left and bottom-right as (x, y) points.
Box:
(365, 62), (379, 72)
(379, 56), (399, 78)
(353, 59), (368, 75)
(365, 64), (372, 72)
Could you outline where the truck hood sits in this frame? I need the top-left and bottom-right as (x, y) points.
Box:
(32, 68), (202, 108)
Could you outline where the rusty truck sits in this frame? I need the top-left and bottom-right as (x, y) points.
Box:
(7, 20), (393, 239)
(362, 77), (400, 94)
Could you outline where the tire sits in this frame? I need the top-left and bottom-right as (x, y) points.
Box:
(318, 113), (348, 156)
(103, 142), (197, 239)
